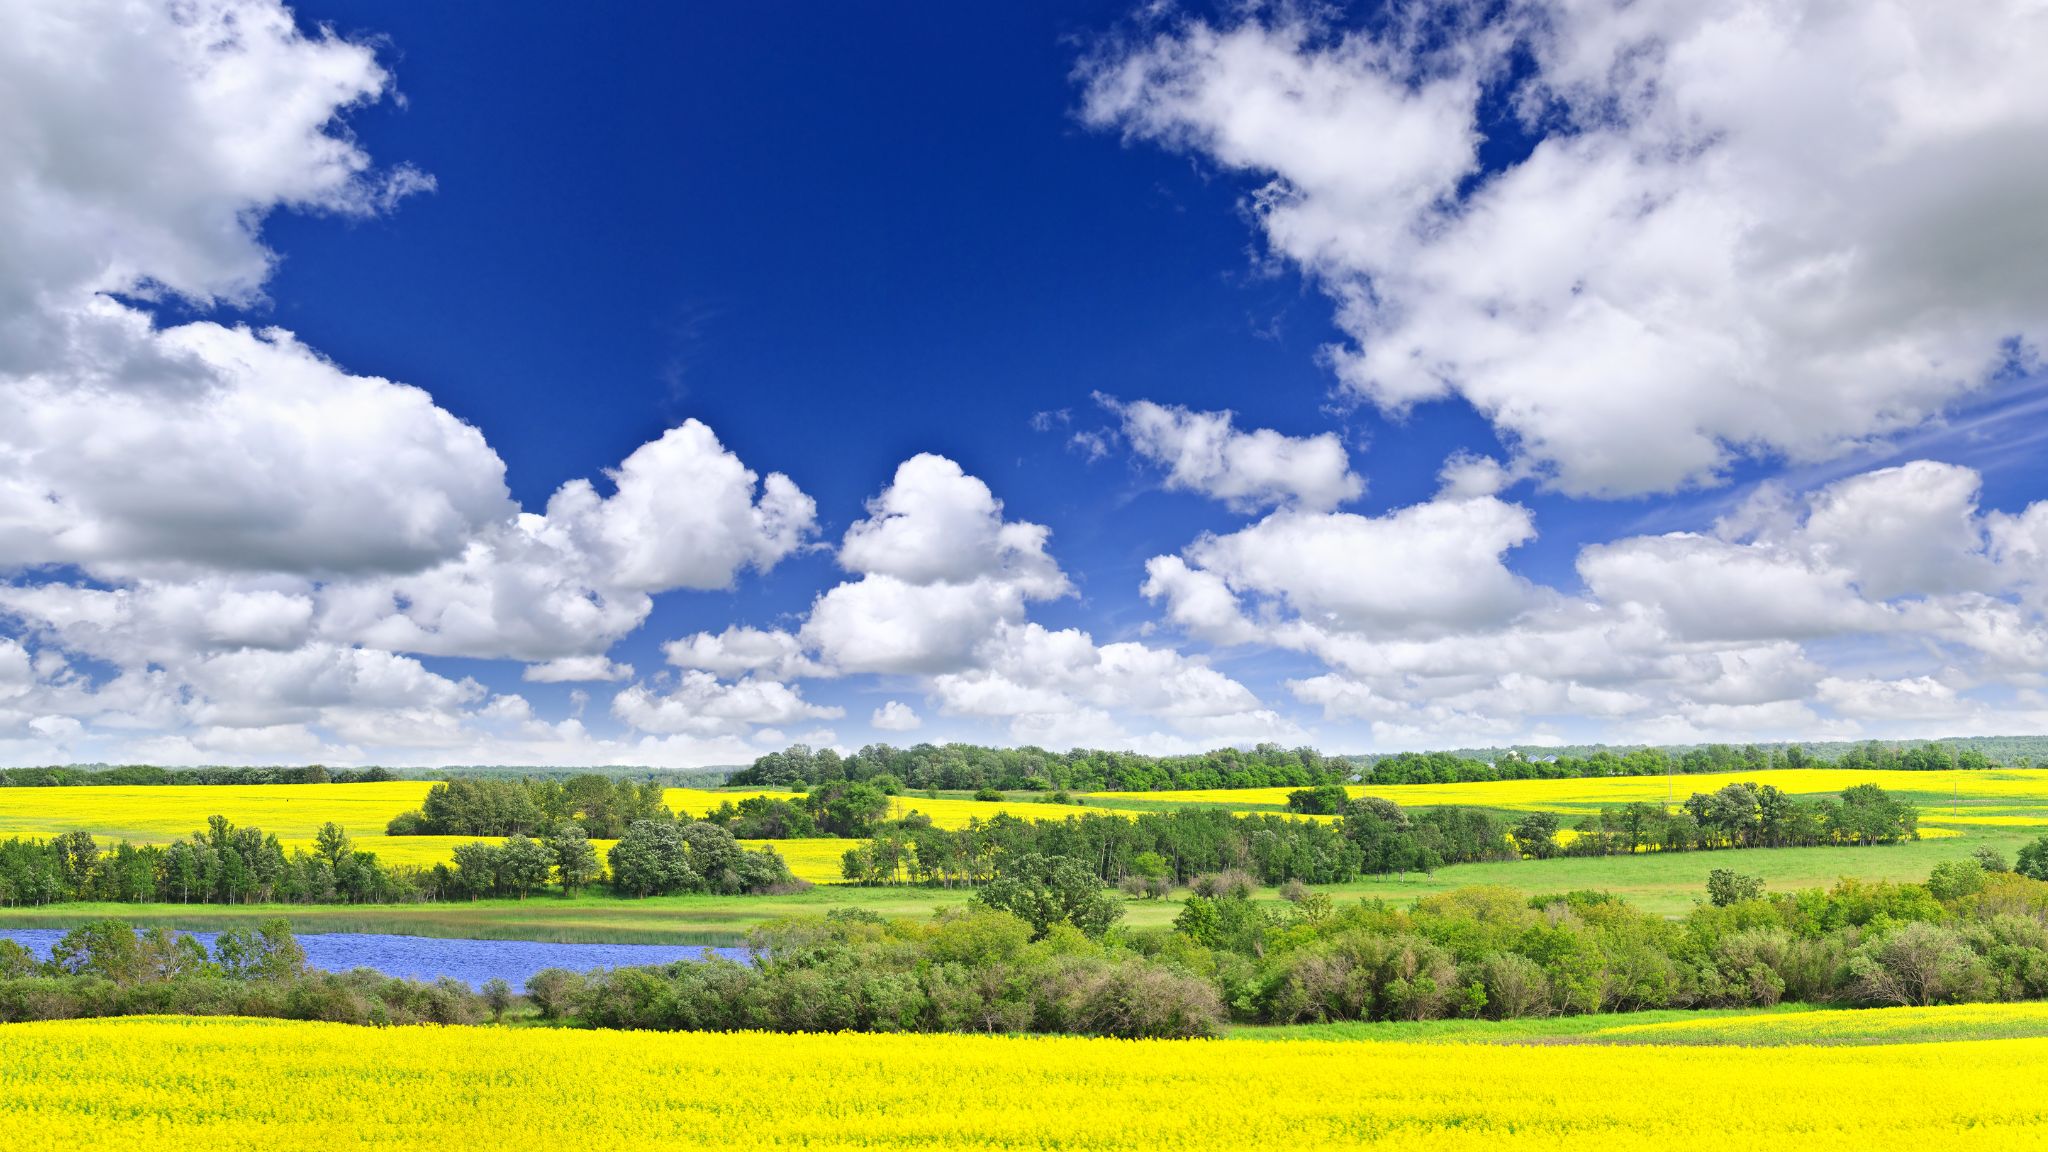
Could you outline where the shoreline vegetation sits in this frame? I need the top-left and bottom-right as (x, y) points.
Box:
(8, 859), (2048, 1039)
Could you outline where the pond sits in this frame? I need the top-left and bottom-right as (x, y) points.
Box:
(0, 928), (749, 990)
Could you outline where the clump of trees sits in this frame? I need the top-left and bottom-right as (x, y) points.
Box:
(544, 904), (1220, 1039)
(1555, 782), (1917, 855)
(385, 776), (670, 839)
(605, 820), (797, 896)
(1284, 781), (1918, 861)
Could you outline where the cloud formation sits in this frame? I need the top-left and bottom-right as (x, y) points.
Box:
(1083, 1), (2048, 496)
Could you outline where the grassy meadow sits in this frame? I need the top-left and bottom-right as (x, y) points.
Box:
(5, 1012), (2047, 1150)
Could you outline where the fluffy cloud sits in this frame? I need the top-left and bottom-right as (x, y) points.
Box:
(1142, 451), (2048, 747)
(522, 657), (634, 684)
(837, 454), (1065, 592)
(1102, 396), (1362, 512)
(871, 700), (923, 731)
(1175, 495), (1538, 636)
(932, 622), (1299, 749)
(1576, 534), (1888, 644)
(0, 0), (498, 578)
(329, 420), (814, 662)
(654, 456), (1298, 750)
(1084, 2), (2048, 496)
(0, 0), (816, 763)
(612, 673), (843, 737)
(802, 455), (1068, 675)
(663, 626), (823, 681)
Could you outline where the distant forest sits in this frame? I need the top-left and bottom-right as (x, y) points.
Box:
(0, 764), (730, 789)
(4, 735), (2043, 792)
(729, 736), (2038, 793)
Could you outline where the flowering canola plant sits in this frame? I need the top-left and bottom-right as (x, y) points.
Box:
(3, 1016), (2046, 1151)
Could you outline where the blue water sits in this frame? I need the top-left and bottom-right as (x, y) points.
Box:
(0, 929), (748, 990)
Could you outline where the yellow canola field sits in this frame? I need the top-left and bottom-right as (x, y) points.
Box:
(880, 795), (1337, 829)
(659, 787), (790, 817)
(0, 783), (854, 882)
(321, 834), (853, 885)
(0, 782), (435, 842)
(1092, 768), (2048, 815)
(4, 1016), (2048, 1151)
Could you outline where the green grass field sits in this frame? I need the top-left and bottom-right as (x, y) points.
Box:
(1238, 1002), (2048, 1046)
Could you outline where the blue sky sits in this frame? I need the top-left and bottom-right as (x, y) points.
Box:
(2, 0), (2046, 766)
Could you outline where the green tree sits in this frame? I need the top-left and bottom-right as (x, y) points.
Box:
(608, 820), (700, 896)
(544, 823), (601, 893)
(973, 853), (1123, 939)
(2016, 835), (2048, 880)
(481, 977), (515, 1022)
(213, 918), (306, 981)
(1509, 812), (1560, 860)
(497, 834), (553, 899)
(1706, 868), (1766, 907)
(313, 822), (352, 867)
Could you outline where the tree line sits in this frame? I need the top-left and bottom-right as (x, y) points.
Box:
(725, 737), (2011, 794)
(0, 764), (397, 788)
(1293, 780), (1921, 857)
(1361, 739), (2001, 785)
(0, 815), (797, 907)
(730, 742), (1348, 793)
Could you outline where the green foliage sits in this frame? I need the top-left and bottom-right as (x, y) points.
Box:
(565, 908), (1221, 1039)
(387, 775), (669, 839)
(1510, 812), (1561, 859)
(1928, 860), (1988, 903)
(606, 820), (794, 897)
(543, 823), (601, 893)
(2017, 835), (2048, 881)
(973, 853), (1124, 939)
(1286, 784), (1352, 815)
(731, 741), (1348, 793)
(0, 920), (488, 1026)
(1707, 869), (1766, 907)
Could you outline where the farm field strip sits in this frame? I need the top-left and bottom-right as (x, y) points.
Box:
(1242, 1002), (2048, 1046)
(1089, 767), (2048, 814)
(3, 1016), (2046, 1150)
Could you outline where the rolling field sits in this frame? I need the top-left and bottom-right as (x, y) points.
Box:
(4, 1015), (2046, 1150)
(4, 768), (2044, 933)
(1090, 767), (2048, 818)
